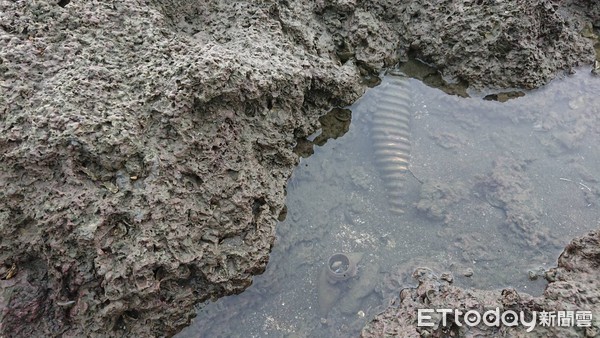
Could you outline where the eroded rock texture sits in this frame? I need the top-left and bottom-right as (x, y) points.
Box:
(0, 1), (363, 336)
(0, 0), (596, 336)
(322, 0), (595, 88)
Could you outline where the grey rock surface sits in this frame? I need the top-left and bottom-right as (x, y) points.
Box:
(0, 1), (362, 336)
(0, 0), (596, 336)
(563, 0), (600, 28)
(323, 0), (595, 88)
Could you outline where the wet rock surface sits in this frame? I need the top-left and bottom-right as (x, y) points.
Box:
(361, 230), (600, 337)
(325, 0), (595, 89)
(0, 0), (598, 337)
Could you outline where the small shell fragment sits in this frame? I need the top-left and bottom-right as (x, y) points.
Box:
(102, 181), (119, 193)
(4, 263), (17, 280)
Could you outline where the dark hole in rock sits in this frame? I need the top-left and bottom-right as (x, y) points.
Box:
(124, 309), (140, 320)
(57, 0), (70, 7)
(252, 197), (266, 215)
(154, 266), (167, 281)
(183, 172), (204, 188)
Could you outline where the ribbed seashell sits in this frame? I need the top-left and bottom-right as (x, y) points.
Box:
(372, 74), (412, 214)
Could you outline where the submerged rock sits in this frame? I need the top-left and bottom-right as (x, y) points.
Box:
(361, 230), (600, 337)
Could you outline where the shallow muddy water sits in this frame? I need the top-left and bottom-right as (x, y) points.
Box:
(178, 68), (600, 337)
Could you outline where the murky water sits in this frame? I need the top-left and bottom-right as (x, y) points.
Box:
(178, 68), (600, 337)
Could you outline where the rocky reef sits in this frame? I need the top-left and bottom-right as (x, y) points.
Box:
(0, 0), (597, 336)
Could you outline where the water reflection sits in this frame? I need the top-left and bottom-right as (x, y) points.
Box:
(178, 68), (600, 337)
(294, 107), (353, 158)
